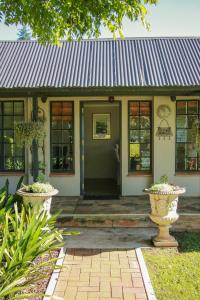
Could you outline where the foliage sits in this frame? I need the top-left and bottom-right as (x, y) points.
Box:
(0, 177), (23, 212)
(17, 25), (31, 40)
(143, 232), (200, 300)
(14, 121), (46, 147)
(191, 119), (200, 152)
(24, 182), (55, 193)
(0, 0), (157, 44)
(0, 204), (63, 299)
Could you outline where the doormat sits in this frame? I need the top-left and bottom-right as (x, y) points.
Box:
(83, 195), (120, 200)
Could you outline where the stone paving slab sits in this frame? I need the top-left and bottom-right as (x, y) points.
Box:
(63, 228), (157, 249)
(51, 196), (200, 215)
(53, 249), (147, 300)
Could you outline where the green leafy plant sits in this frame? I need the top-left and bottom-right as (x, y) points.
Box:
(14, 121), (46, 147)
(0, 205), (63, 299)
(23, 182), (55, 193)
(146, 175), (182, 193)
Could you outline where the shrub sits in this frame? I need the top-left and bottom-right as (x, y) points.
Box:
(0, 205), (63, 299)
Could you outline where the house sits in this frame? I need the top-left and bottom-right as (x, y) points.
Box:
(0, 37), (199, 197)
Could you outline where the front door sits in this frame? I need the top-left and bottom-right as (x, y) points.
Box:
(80, 102), (121, 199)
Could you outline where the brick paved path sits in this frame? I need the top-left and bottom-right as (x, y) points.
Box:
(53, 249), (147, 300)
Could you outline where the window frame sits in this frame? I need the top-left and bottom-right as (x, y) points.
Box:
(0, 100), (25, 172)
(175, 99), (200, 173)
(50, 101), (75, 173)
(128, 100), (152, 173)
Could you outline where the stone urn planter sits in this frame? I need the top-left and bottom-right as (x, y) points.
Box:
(144, 182), (185, 247)
(17, 182), (58, 217)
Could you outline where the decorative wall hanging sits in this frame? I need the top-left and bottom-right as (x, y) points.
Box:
(157, 104), (171, 119)
(93, 113), (111, 139)
(156, 105), (173, 139)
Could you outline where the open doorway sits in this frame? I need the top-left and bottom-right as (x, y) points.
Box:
(80, 101), (121, 199)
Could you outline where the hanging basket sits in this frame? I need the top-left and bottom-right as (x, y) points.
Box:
(14, 121), (46, 147)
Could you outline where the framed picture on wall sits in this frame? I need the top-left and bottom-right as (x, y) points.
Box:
(93, 113), (111, 139)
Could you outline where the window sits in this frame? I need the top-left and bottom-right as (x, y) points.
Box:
(50, 102), (74, 172)
(128, 101), (152, 172)
(0, 101), (25, 172)
(176, 100), (200, 172)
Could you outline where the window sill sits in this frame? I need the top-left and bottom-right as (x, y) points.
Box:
(175, 172), (200, 176)
(127, 172), (152, 176)
(0, 172), (25, 176)
(49, 172), (75, 177)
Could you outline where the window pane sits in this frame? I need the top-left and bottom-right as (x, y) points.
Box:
(176, 100), (200, 172)
(129, 102), (139, 115)
(129, 101), (151, 172)
(52, 102), (62, 115)
(141, 157), (150, 170)
(129, 116), (139, 129)
(4, 102), (13, 115)
(52, 130), (62, 143)
(140, 102), (150, 115)
(130, 130), (139, 143)
(140, 116), (150, 129)
(3, 116), (13, 129)
(140, 130), (150, 143)
(14, 102), (24, 115)
(62, 130), (73, 143)
(52, 116), (62, 129)
(188, 101), (198, 114)
(63, 103), (72, 115)
(50, 102), (74, 172)
(177, 101), (186, 114)
(63, 116), (73, 129)
(187, 116), (197, 128)
(176, 115), (187, 128)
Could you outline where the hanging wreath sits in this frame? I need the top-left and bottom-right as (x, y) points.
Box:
(14, 121), (46, 147)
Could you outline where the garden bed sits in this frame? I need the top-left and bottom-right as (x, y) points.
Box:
(143, 232), (200, 300)
(19, 250), (60, 300)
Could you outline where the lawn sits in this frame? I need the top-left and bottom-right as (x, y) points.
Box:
(143, 232), (200, 300)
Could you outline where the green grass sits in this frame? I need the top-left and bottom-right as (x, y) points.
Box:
(143, 232), (200, 300)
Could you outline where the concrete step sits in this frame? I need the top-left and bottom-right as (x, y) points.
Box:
(56, 213), (200, 231)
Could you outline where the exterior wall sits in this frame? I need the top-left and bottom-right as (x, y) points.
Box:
(0, 95), (199, 196)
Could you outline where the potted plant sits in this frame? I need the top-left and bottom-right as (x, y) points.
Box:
(17, 182), (58, 217)
(144, 175), (185, 247)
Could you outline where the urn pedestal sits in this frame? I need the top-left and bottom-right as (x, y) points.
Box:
(144, 189), (185, 247)
(17, 188), (59, 217)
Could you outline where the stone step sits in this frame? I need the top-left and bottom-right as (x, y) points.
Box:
(56, 213), (200, 231)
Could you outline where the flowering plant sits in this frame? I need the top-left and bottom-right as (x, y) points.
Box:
(24, 182), (54, 193)
(145, 175), (183, 193)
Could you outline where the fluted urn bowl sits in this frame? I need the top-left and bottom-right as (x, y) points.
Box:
(144, 187), (186, 247)
(17, 188), (58, 217)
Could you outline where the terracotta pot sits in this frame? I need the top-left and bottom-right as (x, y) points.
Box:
(144, 188), (185, 247)
(17, 188), (58, 217)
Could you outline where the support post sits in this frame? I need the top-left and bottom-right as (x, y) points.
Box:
(32, 96), (39, 181)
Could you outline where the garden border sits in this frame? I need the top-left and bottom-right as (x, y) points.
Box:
(136, 247), (157, 300)
(43, 247), (65, 300)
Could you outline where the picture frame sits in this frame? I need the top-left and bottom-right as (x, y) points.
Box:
(93, 113), (111, 139)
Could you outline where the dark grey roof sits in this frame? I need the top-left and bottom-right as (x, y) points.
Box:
(0, 37), (199, 89)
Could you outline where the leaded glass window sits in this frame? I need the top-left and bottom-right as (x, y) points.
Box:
(0, 101), (25, 171)
(128, 101), (152, 172)
(176, 100), (200, 172)
(50, 102), (74, 172)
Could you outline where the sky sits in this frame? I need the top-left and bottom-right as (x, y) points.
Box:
(0, 0), (199, 40)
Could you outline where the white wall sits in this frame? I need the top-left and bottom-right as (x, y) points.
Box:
(0, 95), (199, 196)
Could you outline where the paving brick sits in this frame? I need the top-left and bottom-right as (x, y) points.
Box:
(53, 248), (147, 300)
(112, 287), (123, 298)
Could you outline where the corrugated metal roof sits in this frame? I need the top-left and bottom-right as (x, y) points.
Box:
(0, 37), (199, 89)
